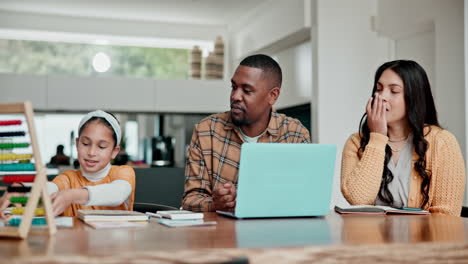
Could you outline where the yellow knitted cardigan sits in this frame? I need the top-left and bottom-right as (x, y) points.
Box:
(341, 125), (466, 216)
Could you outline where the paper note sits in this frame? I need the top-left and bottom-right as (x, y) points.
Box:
(158, 219), (216, 227)
(55, 217), (74, 227)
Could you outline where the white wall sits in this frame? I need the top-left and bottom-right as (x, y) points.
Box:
(311, 0), (391, 207)
(435, 2), (465, 158)
(0, 73), (48, 109)
(229, 0), (310, 62)
(395, 31), (435, 97)
(228, 0), (311, 76)
(0, 73), (229, 114)
(0, 10), (225, 45)
(378, 0), (466, 158)
(274, 41), (312, 109)
(154, 80), (230, 113)
(465, 0), (468, 204)
(47, 76), (155, 112)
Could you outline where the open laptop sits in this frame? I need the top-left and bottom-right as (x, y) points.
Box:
(217, 143), (337, 219)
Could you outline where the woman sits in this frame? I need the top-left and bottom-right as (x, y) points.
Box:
(341, 60), (465, 216)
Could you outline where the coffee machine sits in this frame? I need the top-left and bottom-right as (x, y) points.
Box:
(143, 136), (175, 167)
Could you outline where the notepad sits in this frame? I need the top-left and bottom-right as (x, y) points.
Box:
(334, 205), (430, 215)
(158, 219), (216, 227)
(156, 210), (204, 220)
(77, 210), (149, 222)
(55, 217), (74, 227)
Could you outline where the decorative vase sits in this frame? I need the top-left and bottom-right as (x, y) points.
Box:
(190, 46), (202, 79)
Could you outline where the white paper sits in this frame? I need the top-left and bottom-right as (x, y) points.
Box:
(158, 219), (216, 227)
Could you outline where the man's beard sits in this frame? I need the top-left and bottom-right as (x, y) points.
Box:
(231, 114), (248, 127)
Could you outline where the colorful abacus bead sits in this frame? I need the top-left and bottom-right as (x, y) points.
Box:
(0, 131), (26, 137)
(0, 163), (36, 171)
(10, 197), (29, 204)
(10, 207), (45, 216)
(0, 120), (22, 126)
(0, 154), (33, 161)
(9, 218), (47, 226)
(7, 186), (32, 193)
(2, 175), (35, 183)
(0, 143), (29, 149)
(10, 197), (41, 204)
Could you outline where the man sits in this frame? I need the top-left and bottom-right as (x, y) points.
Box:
(49, 144), (70, 167)
(182, 54), (311, 212)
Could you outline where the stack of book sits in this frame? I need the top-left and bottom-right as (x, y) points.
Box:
(77, 210), (149, 229)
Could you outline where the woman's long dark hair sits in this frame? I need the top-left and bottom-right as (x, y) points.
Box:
(358, 60), (439, 208)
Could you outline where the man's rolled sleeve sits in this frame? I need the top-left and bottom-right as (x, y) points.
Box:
(182, 129), (213, 212)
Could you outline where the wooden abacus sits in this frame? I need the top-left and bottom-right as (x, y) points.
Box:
(0, 102), (56, 239)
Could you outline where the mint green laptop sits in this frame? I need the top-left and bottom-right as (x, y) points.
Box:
(217, 143), (337, 219)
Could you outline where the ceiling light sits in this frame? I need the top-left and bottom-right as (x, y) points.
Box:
(92, 52), (111, 73)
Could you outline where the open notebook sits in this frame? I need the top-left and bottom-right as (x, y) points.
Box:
(334, 205), (430, 215)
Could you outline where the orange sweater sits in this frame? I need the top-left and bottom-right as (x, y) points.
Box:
(341, 126), (466, 216)
(52, 165), (136, 217)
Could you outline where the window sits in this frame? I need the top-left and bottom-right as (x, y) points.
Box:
(0, 39), (190, 79)
(124, 120), (138, 160)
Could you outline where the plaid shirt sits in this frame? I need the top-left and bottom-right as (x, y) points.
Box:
(182, 110), (311, 212)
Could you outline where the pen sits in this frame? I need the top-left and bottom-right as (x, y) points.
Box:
(399, 207), (422, 211)
(145, 212), (162, 218)
(219, 256), (249, 264)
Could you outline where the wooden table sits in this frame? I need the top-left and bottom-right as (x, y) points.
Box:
(1, 212), (468, 263)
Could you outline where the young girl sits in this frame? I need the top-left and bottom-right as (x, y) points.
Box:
(1, 110), (135, 217)
(341, 60), (465, 216)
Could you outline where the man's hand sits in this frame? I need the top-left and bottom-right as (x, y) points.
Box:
(50, 189), (89, 216)
(213, 182), (237, 211)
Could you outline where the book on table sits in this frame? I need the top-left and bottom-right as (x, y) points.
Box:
(157, 219), (216, 227)
(77, 210), (149, 222)
(334, 205), (430, 215)
(156, 210), (204, 220)
(85, 221), (148, 229)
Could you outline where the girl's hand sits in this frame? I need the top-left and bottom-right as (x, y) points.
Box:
(0, 195), (12, 219)
(51, 189), (89, 217)
(366, 94), (388, 136)
(0, 183), (26, 219)
(50, 190), (73, 217)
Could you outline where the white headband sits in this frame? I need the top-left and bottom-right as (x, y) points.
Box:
(78, 110), (121, 146)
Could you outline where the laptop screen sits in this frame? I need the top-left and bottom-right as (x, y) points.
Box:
(234, 143), (336, 218)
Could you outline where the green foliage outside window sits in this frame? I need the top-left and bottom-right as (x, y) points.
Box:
(0, 39), (190, 79)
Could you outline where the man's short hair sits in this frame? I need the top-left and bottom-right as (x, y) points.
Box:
(57, 145), (64, 152)
(239, 54), (282, 88)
